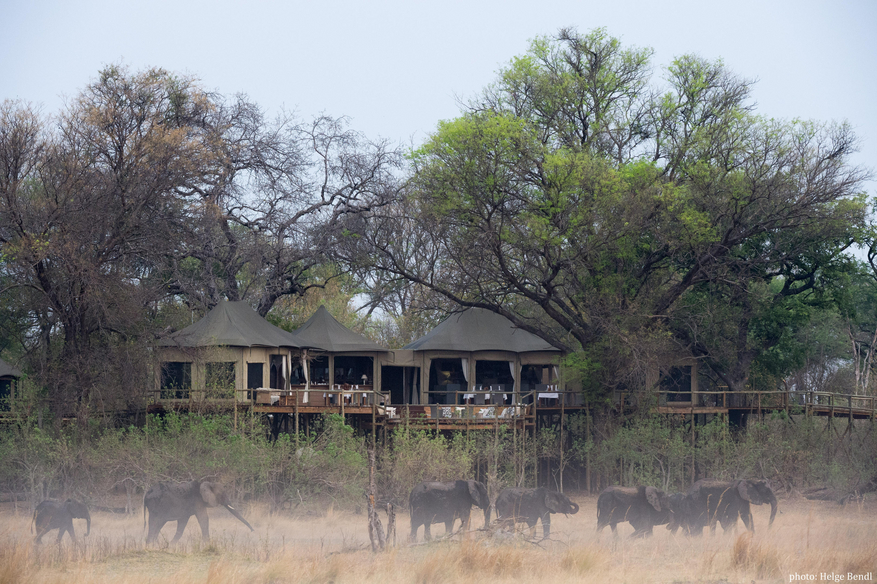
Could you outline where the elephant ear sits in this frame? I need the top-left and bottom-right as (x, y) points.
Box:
(468, 481), (488, 508)
(200, 482), (220, 507)
(543, 490), (560, 512)
(645, 487), (662, 511)
(66, 499), (87, 517)
(736, 480), (754, 502)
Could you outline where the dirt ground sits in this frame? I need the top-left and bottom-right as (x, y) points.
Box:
(1, 494), (875, 584)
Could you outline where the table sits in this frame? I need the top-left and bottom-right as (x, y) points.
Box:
(537, 392), (559, 406)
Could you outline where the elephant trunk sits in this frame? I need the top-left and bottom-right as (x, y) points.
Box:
(568, 502), (579, 515)
(767, 491), (777, 527)
(224, 504), (254, 532)
(482, 504), (491, 527)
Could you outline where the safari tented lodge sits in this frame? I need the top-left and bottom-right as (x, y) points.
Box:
(400, 308), (564, 405)
(152, 304), (578, 434)
(154, 301), (302, 407)
(151, 303), (877, 438)
(260, 305), (391, 436)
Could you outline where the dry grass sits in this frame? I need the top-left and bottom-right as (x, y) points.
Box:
(1, 495), (875, 583)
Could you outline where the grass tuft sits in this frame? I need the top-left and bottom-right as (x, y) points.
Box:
(731, 532), (781, 578)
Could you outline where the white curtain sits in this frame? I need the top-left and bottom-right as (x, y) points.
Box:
(301, 350), (310, 403)
(461, 358), (469, 383)
(509, 361), (516, 380)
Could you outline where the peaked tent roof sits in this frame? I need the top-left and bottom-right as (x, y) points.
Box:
(290, 305), (387, 352)
(403, 308), (561, 353)
(159, 301), (300, 348)
(0, 358), (22, 378)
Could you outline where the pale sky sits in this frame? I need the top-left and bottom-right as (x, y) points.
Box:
(3, 0), (876, 196)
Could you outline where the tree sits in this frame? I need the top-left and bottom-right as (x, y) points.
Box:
(840, 244), (877, 395)
(0, 65), (401, 420)
(161, 110), (402, 318)
(341, 28), (870, 396)
(1, 68), (214, 418)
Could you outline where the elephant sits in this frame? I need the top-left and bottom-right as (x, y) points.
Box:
(494, 487), (579, 539)
(31, 499), (91, 544)
(409, 479), (491, 542)
(666, 492), (695, 535)
(144, 480), (254, 544)
(685, 479), (777, 535)
(596, 485), (672, 537)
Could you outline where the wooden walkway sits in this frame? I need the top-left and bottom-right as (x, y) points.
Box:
(650, 390), (877, 421)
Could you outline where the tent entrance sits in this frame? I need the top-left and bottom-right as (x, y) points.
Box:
(382, 365), (421, 405)
(428, 359), (465, 404)
(269, 355), (287, 390)
(333, 355), (374, 386)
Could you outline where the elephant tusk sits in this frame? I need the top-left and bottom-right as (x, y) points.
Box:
(224, 504), (254, 532)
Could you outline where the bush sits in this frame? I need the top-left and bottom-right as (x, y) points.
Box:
(378, 428), (475, 505)
(0, 407), (874, 514)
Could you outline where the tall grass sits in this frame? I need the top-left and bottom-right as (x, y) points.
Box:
(1, 496), (875, 583)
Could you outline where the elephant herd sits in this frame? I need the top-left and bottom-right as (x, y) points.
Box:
(596, 479), (777, 538)
(29, 480), (254, 545)
(409, 480), (580, 541)
(28, 477), (775, 545)
(409, 478), (776, 542)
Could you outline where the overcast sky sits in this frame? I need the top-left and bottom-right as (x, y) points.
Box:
(3, 0), (876, 195)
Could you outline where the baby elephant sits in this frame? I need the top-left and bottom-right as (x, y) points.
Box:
(32, 499), (91, 543)
(495, 487), (579, 539)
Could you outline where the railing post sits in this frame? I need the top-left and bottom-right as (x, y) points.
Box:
(849, 394), (853, 433)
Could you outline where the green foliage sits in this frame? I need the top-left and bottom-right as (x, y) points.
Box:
(0, 408), (874, 512)
(590, 415), (689, 490)
(586, 411), (877, 494)
(378, 428), (476, 504)
(387, 26), (870, 398)
(287, 414), (367, 508)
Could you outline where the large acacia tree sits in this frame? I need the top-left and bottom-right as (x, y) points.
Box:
(339, 28), (870, 395)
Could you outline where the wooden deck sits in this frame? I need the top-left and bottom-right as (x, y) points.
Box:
(128, 388), (877, 432)
(1, 387), (872, 431)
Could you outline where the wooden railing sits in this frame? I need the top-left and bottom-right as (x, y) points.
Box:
(251, 386), (382, 406)
(145, 386), (877, 421)
(239, 387), (588, 423)
(645, 389), (877, 418)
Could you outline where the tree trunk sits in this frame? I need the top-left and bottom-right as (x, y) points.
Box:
(367, 447), (385, 552)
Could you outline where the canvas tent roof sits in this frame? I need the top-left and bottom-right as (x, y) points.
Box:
(290, 305), (387, 352)
(159, 301), (300, 348)
(403, 308), (561, 353)
(0, 358), (22, 378)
